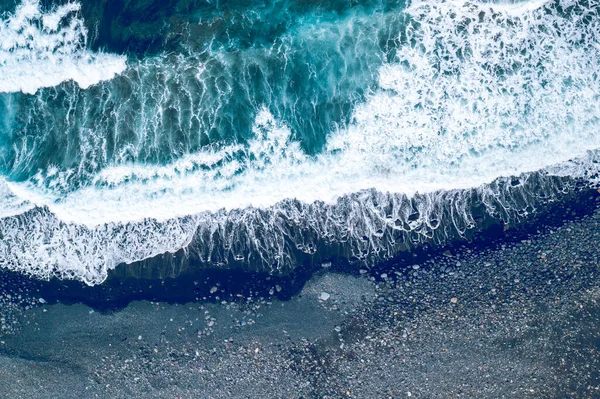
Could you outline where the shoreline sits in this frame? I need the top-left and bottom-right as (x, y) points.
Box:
(0, 181), (596, 311)
(1, 185), (600, 397)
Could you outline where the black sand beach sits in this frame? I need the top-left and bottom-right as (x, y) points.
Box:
(1, 190), (600, 398)
(2, 0), (600, 397)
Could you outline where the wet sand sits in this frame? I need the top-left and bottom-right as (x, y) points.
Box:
(1, 193), (600, 398)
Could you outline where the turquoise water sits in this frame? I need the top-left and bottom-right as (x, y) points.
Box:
(1, 0), (400, 181)
(0, 0), (599, 284)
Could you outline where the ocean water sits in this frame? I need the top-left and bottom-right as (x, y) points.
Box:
(0, 0), (599, 284)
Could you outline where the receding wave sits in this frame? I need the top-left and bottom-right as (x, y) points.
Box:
(0, 0), (599, 284)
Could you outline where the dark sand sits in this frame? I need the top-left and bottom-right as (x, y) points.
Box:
(1, 196), (600, 398)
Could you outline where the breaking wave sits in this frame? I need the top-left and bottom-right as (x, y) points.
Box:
(0, 0), (599, 284)
(0, 0), (126, 94)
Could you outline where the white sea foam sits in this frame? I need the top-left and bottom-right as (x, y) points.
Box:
(434, 0), (552, 15)
(20, 0), (600, 225)
(0, 0), (126, 94)
(1, 0), (600, 284)
(0, 179), (34, 218)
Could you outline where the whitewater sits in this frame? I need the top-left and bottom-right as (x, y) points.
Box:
(0, 0), (126, 94)
(0, 0), (599, 284)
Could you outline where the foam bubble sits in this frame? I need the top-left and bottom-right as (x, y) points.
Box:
(0, 0), (126, 94)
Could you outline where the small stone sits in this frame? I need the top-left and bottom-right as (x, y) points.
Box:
(38, 298), (47, 304)
(443, 250), (453, 257)
(275, 285), (282, 292)
(319, 292), (331, 301)
(321, 262), (332, 268)
(380, 273), (388, 279)
(450, 297), (458, 304)
(138, 335), (142, 340)
(210, 286), (218, 294)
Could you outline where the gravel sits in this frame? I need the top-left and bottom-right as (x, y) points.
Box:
(1, 199), (600, 398)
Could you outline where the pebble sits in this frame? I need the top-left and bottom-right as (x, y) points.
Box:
(38, 298), (46, 304)
(319, 292), (331, 301)
(450, 297), (458, 304)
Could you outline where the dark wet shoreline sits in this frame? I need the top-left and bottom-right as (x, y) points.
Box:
(0, 182), (595, 312)
(1, 186), (600, 397)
